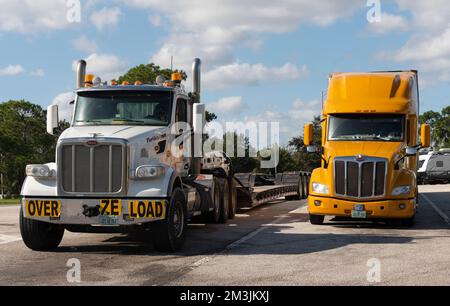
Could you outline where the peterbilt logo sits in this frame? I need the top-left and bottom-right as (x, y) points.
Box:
(356, 155), (365, 162)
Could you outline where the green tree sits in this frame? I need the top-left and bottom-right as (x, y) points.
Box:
(288, 116), (323, 172)
(0, 101), (58, 195)
(420, 106), (450, 148)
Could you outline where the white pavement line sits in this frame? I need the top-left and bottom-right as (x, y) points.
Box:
(189, 215), (289, 270)
(223, 215), (288, 252)
(0, 234), (22, 245)
(421, 193), (450, 226)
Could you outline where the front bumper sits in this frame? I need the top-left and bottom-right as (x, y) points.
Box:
(308, 195), (416, 219)
(22, 197), (168, 225)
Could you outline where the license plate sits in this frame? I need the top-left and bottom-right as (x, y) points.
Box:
(98, 215), (119, 226)
(99, 199), (122, 216)
(128, 200), (166, 220)
(351, 210), (367, 219)
(26, 200), (61, 218)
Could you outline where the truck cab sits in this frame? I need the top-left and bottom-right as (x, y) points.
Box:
(304, 71), (431, 226)
(20, 59), (236, 252)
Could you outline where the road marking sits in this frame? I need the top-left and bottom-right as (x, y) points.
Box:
(421, 193), (450, 226)
(0, 234), (22, 245)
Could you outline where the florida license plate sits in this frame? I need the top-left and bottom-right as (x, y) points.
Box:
(352, 204), (367, 219)
(98, 215), (119, 226)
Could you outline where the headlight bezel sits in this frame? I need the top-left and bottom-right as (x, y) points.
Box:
(25, 164), (56, 179)
(312, 182), (330, 195)
(391, 185), (412, 196)
(135, 165), (166, 179)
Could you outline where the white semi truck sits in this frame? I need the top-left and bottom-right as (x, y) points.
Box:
(20, 58), (308, 252)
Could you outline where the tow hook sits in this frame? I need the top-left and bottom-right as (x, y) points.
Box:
(82, 205), (100, 218)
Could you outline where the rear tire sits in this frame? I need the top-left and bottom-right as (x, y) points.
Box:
(19, 207), (64, 251)
(207, 177), (221, 223)
(219, 179), (229, 223)
(228, 178), (237, 220)
(309, 214), (325, 225)
(152, 188), (187, 252)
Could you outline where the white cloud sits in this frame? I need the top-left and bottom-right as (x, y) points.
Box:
(73, 53), (127, 81)
(204, 62), (309, 90)
(90, 7), (121, 31)
(207, 96), (248, 115)
(72, 35), (98, 53)
(0, 64), (24, 77)
(0, 0), (73, 33)
(52, 91), (75, 123)
(376, 1), (450, 84)
(128, 0), (362, 88)
(365, 13), (408, 35)
(245, 99), (321, 144)
(29, 69), (45, 77)
(148, 15), (162, 27)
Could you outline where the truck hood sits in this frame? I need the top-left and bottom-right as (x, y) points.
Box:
(60, 125), (167, 141)
(325, 142), (405, 161)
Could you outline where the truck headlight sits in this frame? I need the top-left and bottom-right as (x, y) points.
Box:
(392, 185), (411, 196)
(26, 165), (55, 179)
(135, 166), (165, 179)
(312, 182), (329, 195)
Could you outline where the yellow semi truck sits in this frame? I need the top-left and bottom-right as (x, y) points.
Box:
(304, 70), (431, 227)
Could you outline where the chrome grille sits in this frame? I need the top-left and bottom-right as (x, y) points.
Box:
(59, 142), (126, 194)
(334, 157), (387, 198)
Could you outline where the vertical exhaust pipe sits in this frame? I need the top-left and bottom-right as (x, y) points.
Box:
(192, 58), (201, 103)
(76, 60), (87, 89)
(192, 58), (202, 176)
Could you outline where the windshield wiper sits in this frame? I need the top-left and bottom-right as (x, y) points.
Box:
(112, 119), (145, 123)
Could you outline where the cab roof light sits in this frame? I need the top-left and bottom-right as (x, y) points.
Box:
(134, 80), (143, 86)
(171, 72), (182, 83)
(84, 74), (95, 87)
(110, 80), (118, 86)
(121, 81), (130, 86)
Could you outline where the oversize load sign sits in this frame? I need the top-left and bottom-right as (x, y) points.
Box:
(26, 200), (61, 218)
(128, 200), (166, 219)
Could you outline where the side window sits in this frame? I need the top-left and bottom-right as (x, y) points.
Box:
(175, 99), (187, 124)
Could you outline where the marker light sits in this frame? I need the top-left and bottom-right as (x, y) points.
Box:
(26, 165), (55, 179)
(110, 80), (118, 86)
(135, 166), (165, 179)
(122, 81), (130, 86)
(134, 81), (143, 86)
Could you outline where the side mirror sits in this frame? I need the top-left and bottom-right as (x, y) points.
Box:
(421, 124), (431, 148)
(307, 146), (318, 153)
(304, 123), (314, 147)
(47, 105), (59, 135)
(405, 147), (418, 156)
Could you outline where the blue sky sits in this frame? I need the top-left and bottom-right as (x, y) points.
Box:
(0, 0), (448, 144)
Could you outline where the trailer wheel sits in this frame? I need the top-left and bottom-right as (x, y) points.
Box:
(206, 177), (222, 223)
(309, 214), (325, 225)
(228, 178), (237, 220)
(152, 188), (187, 252)
(219, 178), (230, 223)
(19, 207), (64, 251)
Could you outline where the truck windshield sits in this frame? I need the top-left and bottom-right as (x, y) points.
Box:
(74, 91), (173, 126)
(328, 114), (405, 142)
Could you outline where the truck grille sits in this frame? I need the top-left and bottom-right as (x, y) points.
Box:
(59, 142), (126, 194)
(334, 157), (387, 198)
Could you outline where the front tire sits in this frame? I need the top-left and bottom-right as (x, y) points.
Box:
(19, 207), (64, 251)
(309, 214), (325, 225)
(152, 188), (187, 252)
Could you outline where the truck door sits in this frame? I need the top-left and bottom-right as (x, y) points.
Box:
(174, 98), (190, 176)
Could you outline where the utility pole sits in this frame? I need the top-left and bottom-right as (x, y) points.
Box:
(0, 154), (3, 199)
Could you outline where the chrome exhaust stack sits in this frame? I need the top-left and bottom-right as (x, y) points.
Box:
(192, 58), (203, 176)
(76, 60), (87, 89)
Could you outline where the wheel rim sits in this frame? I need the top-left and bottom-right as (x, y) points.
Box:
(173, 201), (184, 238)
